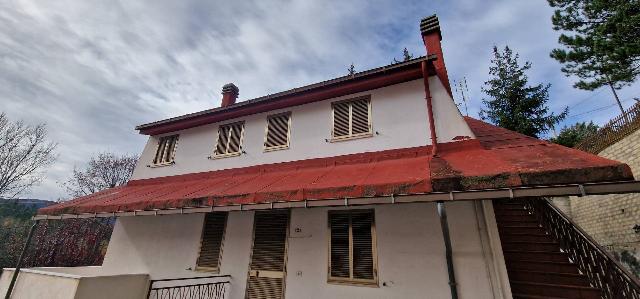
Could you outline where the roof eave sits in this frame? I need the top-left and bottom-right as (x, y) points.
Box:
(136, 55), (437, 135)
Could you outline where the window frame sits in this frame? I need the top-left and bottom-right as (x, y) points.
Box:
(327, 209), (379, 287)
(263, 112), (292, 152)
(195, 212), (229, 273)
(150, 134), (179, 167)
(212, 121), (245, 159)
(330, 95), (373, 142)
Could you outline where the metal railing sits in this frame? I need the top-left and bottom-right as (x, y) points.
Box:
(523, 198), (640, 299)
(575, 101), (640, 154)
(147, 275), (231, 299)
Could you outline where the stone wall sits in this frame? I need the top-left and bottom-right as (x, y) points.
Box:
(569, 128), (640, 274)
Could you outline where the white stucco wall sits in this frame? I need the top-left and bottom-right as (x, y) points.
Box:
(0, 269), (148, 299)
(100, 213), (206, 279)
(97, 201), (503, 299)
(429, 76), (475, 142)
(131, 77), (474, 180)
(0, 270), (79, 299)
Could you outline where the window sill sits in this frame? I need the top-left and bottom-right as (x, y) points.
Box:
(194, 266), (220, 273)
(263, 145), (290, 152)
(329, 133), (373, 143)
(147, 161), (175, 168)
(209, 152), (242, 159)
(327, 279), (379, 288)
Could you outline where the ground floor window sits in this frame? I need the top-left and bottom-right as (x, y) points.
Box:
(196, 212), (228, 272)
(328, 209), (378, 285)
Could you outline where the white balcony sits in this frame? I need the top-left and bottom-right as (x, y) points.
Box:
(0, 267), (149, 299)
(0, 267), (231, 299)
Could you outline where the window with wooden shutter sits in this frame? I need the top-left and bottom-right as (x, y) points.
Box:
(264, 112), (291, 151)
(328, 210), (377, 285)
(331, 96), (372, 141)
(152, 134), (179, 166)
(196, 212), (228, 272)
(213, 121), (245, 158)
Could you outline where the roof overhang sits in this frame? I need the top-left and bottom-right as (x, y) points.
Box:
(32, 180), (640, 220)
(136, 55), (437, 135)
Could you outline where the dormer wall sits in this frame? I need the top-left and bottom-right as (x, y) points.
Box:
(131, 77), (473, 180)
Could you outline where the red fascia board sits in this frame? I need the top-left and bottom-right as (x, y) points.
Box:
(138, 62), (432, 135)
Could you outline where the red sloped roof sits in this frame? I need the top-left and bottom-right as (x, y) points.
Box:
(39, 117), (633, 216)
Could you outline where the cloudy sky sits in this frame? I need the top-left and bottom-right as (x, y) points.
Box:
(2, 0), (639, 201)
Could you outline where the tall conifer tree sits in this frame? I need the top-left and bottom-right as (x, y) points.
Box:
(480, 46), (568, 138)
(548, 0), (640, 115)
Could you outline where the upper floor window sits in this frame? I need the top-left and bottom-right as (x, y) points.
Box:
(331, 96), (372, 141)
(264, 112), (291, 151)
(328, 209), (378, 286)
(196, 212), (228, 272)
(213, 121), (245, 158)
(152, 134), (179, 166)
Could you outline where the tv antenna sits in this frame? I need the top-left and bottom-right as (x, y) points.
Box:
(453, 77), (470, 116)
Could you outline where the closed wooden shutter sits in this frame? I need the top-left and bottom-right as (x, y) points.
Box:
(328, 210), (377, 285)
(351, 99), (370, 135)
(215, 122), (244, 156)
(153, 134), (179, 165)
(351, 211), (375, 280)
(196, 212), (228, 271)
(264, 113), (291, 150)
(331, 96), (371, 140)
(333, 101), (350, 138)
(329, 212), (350, 278)
(246, 210), (289, 299)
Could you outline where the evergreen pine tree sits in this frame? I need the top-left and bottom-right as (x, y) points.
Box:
(548, 0), (640, 115)
(480, 46), (568, 138)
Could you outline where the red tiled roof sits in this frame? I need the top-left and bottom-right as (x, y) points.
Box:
(39, 118), (633, 216)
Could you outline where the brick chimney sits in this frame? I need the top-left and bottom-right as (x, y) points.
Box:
(221, 83), (239, 107)
(420, 15), (452, 96)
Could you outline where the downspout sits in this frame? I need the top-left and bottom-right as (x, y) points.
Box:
(422, 60), (438, 156)
(4, 220), (39, 299)
(437, 201), (458, 299)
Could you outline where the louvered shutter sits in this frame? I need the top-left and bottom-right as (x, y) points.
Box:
(328, 210), (377, 284)
(333, 102), (350, 138)
(351, 99), (370, 135)
(264, 113), (291, 150)
(196, 212), (228, 270)
(351, 211), (374, 280)
(246, 210), (289, 299)
(332, 97), (371, 139)
(215, 122), (244, 156)
(227, 122), (243, 153)
(153, 135), (178, 165)
(329, 212), (350, 278)
(216, 125), (230, 155)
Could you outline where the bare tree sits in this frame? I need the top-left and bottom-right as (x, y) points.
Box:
(0, 113), (57, 198)
(62, 153), (137, 197)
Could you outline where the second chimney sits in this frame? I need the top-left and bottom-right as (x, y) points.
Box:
(221, 83), (239, 107)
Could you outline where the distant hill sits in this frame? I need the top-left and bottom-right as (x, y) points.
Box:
(0, 198), (56, 222)
(0, 198), (55, 209)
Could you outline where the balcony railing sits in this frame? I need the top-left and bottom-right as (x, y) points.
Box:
(523, 198), (640, 299)
(147, 275), (231, 299)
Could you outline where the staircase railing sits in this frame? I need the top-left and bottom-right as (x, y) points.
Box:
(522, 198), (640, 299)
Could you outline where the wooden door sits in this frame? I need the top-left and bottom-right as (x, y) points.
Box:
(245, 210), (289, 299)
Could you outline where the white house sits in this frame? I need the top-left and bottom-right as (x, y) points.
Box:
(3, 15), (640, 299)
